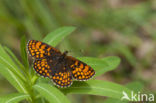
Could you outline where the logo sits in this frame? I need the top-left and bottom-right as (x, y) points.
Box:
(121, 91), (155, 102)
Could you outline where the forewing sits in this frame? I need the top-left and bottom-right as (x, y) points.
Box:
(67, 56), (95, 81)
(27, 40), (61, 59)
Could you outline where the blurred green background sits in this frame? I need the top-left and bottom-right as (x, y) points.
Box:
(0, 0), (156, 102)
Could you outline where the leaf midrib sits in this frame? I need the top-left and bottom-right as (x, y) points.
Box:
(0, 55), (24, 80)
(66, 86), (122, 96)
(6, 95), (29, 103)
(35, 85), (61, 103)
(7, 68), (27, 94)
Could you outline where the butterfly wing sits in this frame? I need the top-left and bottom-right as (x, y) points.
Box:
(33, 58), (52, 78)
(27, 40), (61, 59)
(66, 56), (95, 81)
(51, 63), (73, 88)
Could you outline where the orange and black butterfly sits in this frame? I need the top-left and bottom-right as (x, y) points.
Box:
(27, 40), (95, 88)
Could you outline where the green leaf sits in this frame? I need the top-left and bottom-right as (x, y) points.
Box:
(61, 80), (131, 100)
(43, 26), (76, 46)
(125, 81), (144, 92)
(104, 98), (126, 103)
(4, 46), (25, 72)
(78, 56), (120, 76)
(33, 83), (70, 103)
(104, 81), (144, 103)
(20, 36), (29, 69)
(0, 93), (29, 103)
(0, 44), (25, 81)
(0, 64), (28, 94)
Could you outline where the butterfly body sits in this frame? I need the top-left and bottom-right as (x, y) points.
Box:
(27, 40), (95, 88)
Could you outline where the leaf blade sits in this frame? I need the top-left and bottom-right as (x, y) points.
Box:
(4, 46), (25, 72)
(61, 80), (131, 100)
(0, 45), (25, 81)
(0, 64), (28, 94)
(33, 83), (70, 103)
(104, 81), (144, 103)
(0, 93), (30, 103)
(43, 26), (76, 46)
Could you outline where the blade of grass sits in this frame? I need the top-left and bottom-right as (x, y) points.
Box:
(33, 83), (70, 103)
(61, 80), (131, 100)
(78, 56), (120, 77)
(0, 64), (28, 94)
(43, 26), (76, 46)
(0, 93), (30, 103)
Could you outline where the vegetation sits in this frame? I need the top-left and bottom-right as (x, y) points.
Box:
(0, 0), (155, 103)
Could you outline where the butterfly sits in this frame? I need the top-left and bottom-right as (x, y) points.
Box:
(27, 40), (95, 88)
